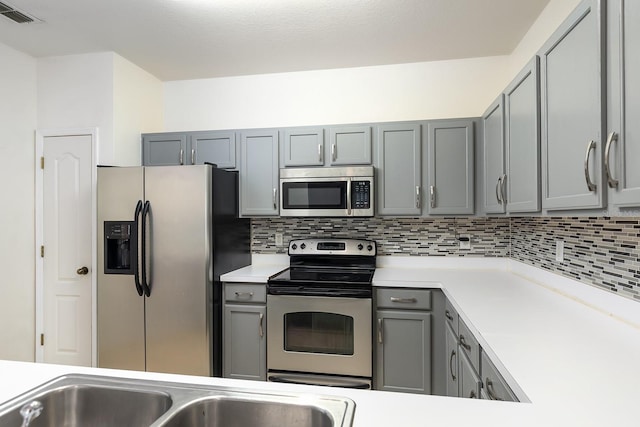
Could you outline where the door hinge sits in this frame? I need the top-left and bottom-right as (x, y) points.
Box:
(40, 156), (44, 170)
(40, 245), (44, 257)
(40, 334), (44, 346)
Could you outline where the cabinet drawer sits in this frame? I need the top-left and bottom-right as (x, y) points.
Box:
(224, 283), (266, 303)
(376, 288), (432, 310)
(481, 351), (518, 402)
(458, 319), (480, 373)
(444, 298), (459, 335)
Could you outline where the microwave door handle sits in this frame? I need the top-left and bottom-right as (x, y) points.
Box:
(346, 179), (352, 216)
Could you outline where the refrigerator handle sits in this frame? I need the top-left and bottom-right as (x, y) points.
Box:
(133, 200), (144, 297)
(141, 200), (152, 297)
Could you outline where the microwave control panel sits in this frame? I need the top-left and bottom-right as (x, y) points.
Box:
(351, 181), (371, 209)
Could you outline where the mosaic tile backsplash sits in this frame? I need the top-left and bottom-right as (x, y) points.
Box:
(251, 217), (640, 303)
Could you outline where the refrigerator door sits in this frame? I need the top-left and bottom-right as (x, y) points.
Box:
(97, 167), (145, 371)
(143, 165), (213, 376)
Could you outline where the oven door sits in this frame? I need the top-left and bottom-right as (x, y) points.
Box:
(280, 178), (350, 217)
(267, 295), (372, 378)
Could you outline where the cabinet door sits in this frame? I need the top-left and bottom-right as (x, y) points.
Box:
(191, 131), (237, 169)
(459, 351), (481, 399)
(505, 57), (541, 213)
(240, 130), (279, 216)
(540, 0), (605, 210)
(482, 95), (506, 214)
(223, 304), (266, 381)
(282, 127), (325, 166)
(329, 126), (372, 165)
(426, 120), (475, 214)
(445, 323), (459, 397)
(375, 310), (431, 394)
(607, 0), (640, 207)
(376, 124), (422, 215)
(142, 133), (187, 166)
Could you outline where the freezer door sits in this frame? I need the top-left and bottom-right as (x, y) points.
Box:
(97, 167), (145, 371)
(143, 165), (213, 376)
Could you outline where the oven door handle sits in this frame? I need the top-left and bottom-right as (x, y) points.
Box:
(269, 375), (371, 389)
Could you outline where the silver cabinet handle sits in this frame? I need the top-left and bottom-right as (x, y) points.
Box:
(445, 310), (453, 321)
(318, 143), (323, 163)
(259, 313), (264, 338)
(377, 318), (383, 344)
(331, 143), (336, 162)
(191, 148), (195, 165)
(272, 188), (277, 210)
(495, 177), (502, 204)
(449, 349), (457, 381)
(500, 174), (507, 205)
(234, 291), (254, 299)
(584, 140), (597, 192)
(429, 185), (435, 208)
(459, 334), (471, 351)
(485, 379), (503, 401)
(346, 178), (352, 215)
(390, 297), (417, 304)
(179, 148), (184, 165)
(604, 132), (619, 189)
(415, 186), (421, 209)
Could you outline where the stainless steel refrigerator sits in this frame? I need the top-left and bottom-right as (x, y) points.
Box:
(97, 165), (250, 376)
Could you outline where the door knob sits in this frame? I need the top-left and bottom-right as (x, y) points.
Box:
(76, 266), (89, 275)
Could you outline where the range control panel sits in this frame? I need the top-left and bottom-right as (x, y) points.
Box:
(288, 239), (376, 256)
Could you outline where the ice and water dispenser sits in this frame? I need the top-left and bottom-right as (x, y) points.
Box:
(104, 221), (137, 274)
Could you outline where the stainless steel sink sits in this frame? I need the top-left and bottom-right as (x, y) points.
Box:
(0, 374), (355, 427)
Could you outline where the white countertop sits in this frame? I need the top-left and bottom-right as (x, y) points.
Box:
(4, 256), (640, 426)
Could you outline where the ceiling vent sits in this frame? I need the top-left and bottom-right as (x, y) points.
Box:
(0, 1), (41, 24)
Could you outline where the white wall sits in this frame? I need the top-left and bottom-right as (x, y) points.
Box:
(164, 55), (513, 131)
(0, 42), (37, 361)
(113, 55), (164, 166)
(37, 52), (115, 164)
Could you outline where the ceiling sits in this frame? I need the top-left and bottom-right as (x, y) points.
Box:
(0, 0), (550, 81)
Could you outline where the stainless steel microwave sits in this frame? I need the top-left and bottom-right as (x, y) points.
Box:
(279, 166), (374, 217)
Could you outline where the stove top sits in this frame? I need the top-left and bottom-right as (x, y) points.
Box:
(269, 266), (375, 286)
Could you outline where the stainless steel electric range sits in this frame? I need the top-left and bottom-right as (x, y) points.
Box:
(267, 238), (376, 389)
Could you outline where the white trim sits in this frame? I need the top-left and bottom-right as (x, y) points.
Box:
(35, 128), (100, 367)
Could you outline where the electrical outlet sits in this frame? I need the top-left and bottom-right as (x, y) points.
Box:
(459, 234), (471, 250)
(555, 240), (564, 262)
(275, 233), (283, 246)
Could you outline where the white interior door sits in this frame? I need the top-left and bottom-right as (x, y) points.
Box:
(42, 134), (93, 366)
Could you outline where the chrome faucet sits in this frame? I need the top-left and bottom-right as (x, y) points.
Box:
(19, 401), (43, 427)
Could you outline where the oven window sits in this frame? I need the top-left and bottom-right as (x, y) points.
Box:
(282, 182), (347, 209)
(284, 311), (354, 355)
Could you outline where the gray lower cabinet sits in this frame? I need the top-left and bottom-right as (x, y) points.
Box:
(142, 133), (187, 166)
(223, 283), (267, 381)
(504, 57), (541, 213)
(282, 127), (325, 167)
(481, 351), (517, 402)
(328, 126), (372, 165)
(375, 309), (431, 394)
(425, 120), (475, 214)
(540, 0), (606, 210)
(606, 0), (640, 208)
(459, 351), (481, 399)
(376, 124), (422, 215)
(482, 95), (506, 214)
(239, 130), (279, 216)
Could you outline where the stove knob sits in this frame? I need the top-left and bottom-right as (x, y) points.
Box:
(300, 243), (306, 250)
(367, 244), (373, 251)
(291, 244), (297, 250)
(357, 244), (364, 250)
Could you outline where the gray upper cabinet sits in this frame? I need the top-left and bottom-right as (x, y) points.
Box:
(240, 129), (279, 216)
(376, 124), (422, 216)
(504, 57), (541, 213)
(540, 0), (606, 210)
(190, 131), (237, 169)
(282, 127), (325, 167)
(426, 120), (475, 215)
(142, 133), (187, 166)
(329, 126), (372, 165)
(482, 96), (506, 214)
(606, 0), (640, 208)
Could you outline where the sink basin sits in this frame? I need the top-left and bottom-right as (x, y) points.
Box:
(0, 375), (355, 427)
(162, 396), (336, 427)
